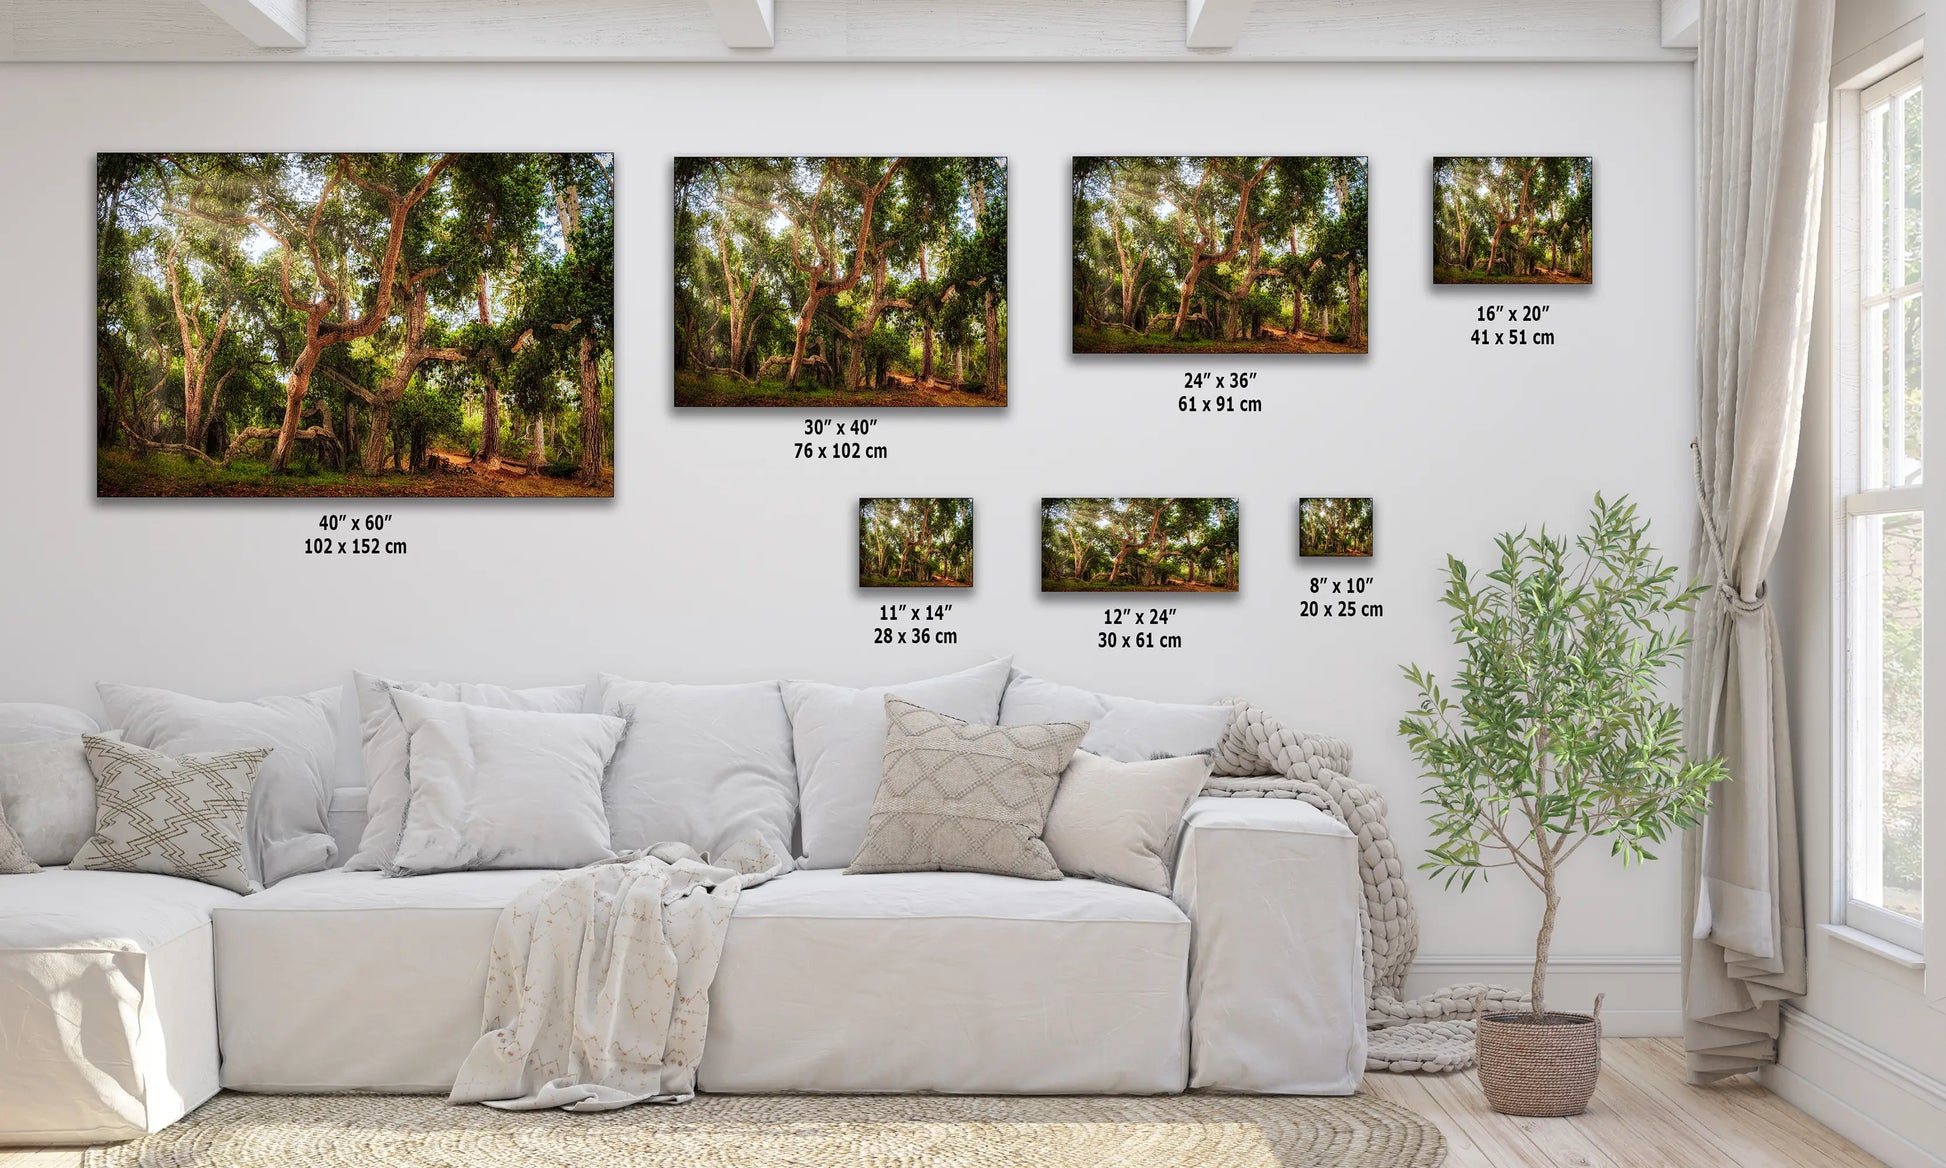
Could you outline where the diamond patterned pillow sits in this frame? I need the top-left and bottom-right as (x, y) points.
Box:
(0, 808), (36, 874)
(69, 735), (268, 894)
(847, 697), (1087, 880)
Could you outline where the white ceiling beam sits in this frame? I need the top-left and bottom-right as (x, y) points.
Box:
(1186, 0), (1256, 49)
(706, 0), (774, 48)
(1660, 0), (1698, 49)
(197, 0), (305, 48)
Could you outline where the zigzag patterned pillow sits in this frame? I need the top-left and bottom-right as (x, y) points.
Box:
(847, 697), (1087, 880)
(69, 735), (267, 894)
(0, 808), (36, 874)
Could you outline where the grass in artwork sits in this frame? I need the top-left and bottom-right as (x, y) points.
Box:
(1041, 498), (1240, 593)
(860, 499), (973, 588)
(1299, 497), (1374, 558)
(96, 152), (615, 498)
(1071, 157), (1368, 355)
(675, 157), (1007, 408)
(1433, 157), (1592, 285)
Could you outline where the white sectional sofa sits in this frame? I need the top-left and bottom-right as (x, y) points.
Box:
(0, 679), (1367, 1145)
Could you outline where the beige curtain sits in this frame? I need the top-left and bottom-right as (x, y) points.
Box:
(1682, 0), (1832, 1082)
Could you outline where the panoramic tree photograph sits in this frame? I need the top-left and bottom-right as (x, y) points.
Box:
(1072, 156), (1368, 355)
(675, 157), (1007, 408)
(859, 498), (973, 589)
(1041, 498), (1240, 593)
(96, 152), (615, 498)
(1299, 497), (1374, 557)
(1433, 156), (1593, 284)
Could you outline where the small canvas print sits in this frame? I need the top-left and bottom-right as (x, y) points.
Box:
(676, 158), (1007, 408)
(1299, 497), (1374, 558)
(1041, 498), (1240, 593)
(860, 499), (974, 588)
(1072, 156), (1368, 355)
(1433, 157), (1592, 285)
(97, 152), (615, 498)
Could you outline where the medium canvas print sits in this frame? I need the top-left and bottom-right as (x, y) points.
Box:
(1433, 157), (1592, 285)
(1041, 498), (1240, 593)
(96, 153), (614, 498)
(1299, 497), (1374, 558)
(1072, 157), (1368, 355)
(675, 157), (1007, 408)
(859, 498), (973, 588)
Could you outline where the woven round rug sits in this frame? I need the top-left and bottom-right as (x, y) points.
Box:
(84, 1091), (1445, 1168)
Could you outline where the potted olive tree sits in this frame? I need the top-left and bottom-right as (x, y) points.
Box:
(1399, 495), (1724, 1117)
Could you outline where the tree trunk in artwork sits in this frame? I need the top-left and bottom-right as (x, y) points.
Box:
(577, 334), (601, 486)
(528, 414), (545, 475)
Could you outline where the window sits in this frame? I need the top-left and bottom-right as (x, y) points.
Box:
(1839, 59), (1925, 953)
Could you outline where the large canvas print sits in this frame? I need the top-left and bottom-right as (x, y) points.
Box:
(1041, 498), (1240, 593)
(1072, 157), (1368, 355)
(1433, 157), (1592, 284)
(675, 157), (1007, 408)
(859, 498), (974, 588)
(96, 153), (615, 498)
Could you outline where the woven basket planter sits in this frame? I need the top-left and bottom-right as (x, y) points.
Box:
(1475, 995), (1603, 1117)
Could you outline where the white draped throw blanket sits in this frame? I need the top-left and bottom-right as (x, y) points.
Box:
(449, 838), (790, 1111)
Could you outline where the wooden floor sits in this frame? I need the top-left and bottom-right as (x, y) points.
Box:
(0, 1038), (1882, 1168)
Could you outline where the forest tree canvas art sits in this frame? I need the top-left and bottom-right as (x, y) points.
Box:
(1433, 156), (1592, 285)
(1072, 157), (1368, 355)
(1042, 498), (1241, 593)
(1299, 497), (1374, 557)
(97, 153), (615, 498)
(859, 498), (973, 588)
(675, 157), (1007, 408)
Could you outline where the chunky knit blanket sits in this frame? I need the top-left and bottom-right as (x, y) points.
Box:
(1206, 700), (1526, 1073)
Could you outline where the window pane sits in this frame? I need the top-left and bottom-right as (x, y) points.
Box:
(1867, 299), (1891, 488)
(1901, 87), (1923, 288)
(1903, 291), (1923, 484)
(1868, 101), (1891, 296)
(1850, 512), (1924, 923)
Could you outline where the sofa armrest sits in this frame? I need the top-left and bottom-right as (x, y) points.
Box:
(1171, 796), (1367, 1093)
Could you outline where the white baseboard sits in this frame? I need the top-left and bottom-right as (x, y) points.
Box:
(1761, 1005), (1946, 1168)
(1405, 954), (1681, 1037)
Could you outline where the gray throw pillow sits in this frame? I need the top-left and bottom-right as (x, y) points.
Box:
(69, 736), (267, 895)
(847, 697), (1087, 880)
(0, 732), (121, 865)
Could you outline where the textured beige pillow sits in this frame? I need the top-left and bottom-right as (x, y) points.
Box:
(847, 697), (1087, 880)
(0, 808), (36, 874)
(1042, 751), (1213, 895)
(69, 736), (267, 894)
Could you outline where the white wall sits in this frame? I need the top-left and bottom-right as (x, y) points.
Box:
(1766, 4), (1946, 1165)
(0, 61), (1693, 993)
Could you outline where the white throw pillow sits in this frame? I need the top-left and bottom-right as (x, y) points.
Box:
(387, 692), (624, 875)
(597, 675), (796, 859)
(0, 732), (122, 865)
(0, 702), (100, 743)
(70, 736), (268, 895)
(346, 672), (588, 872)
(99, 683), (339, 887)
(782, 657), (1013, 869)
(999, 671), (1232, 763)
(1042, 751), (1213, 895)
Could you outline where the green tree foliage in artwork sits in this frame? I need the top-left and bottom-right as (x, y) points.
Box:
(1300, 498), (1374, 557)
(674, 157), (1007, 407)
(1071, 157), (1367, 354)
(1040, 498), (1240, 592)
(1398, 495), (1723, 1016)
(859, 499), (974, 588)
(1433, 156), (1592, 284)
(94, 151), (615, 497)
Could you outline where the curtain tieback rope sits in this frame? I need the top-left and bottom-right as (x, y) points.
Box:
(1690, 439), (1768, 617)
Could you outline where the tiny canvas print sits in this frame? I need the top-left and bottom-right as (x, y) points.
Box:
(860, 498), (974, 588)
(1072, 157), (1368, 354)
(1042, 498), (1240, 593)
(1299, 497), (1374, 558)
(1433, 157), (1592, 285)
(96, 152), (616, 498)
(675, 158), (1007, 408)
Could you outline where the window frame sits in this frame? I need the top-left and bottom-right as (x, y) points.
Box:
(1834, 57), (1927, 956)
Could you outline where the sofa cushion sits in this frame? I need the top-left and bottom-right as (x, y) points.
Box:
(214, 865), (1190, 1096)
(0, 869), (236, 1143)
(99, 683), (340, 887)
(596, 675), (796, 859)
(783, 657), (1012, 869)
(999, 671), (1231, 763)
